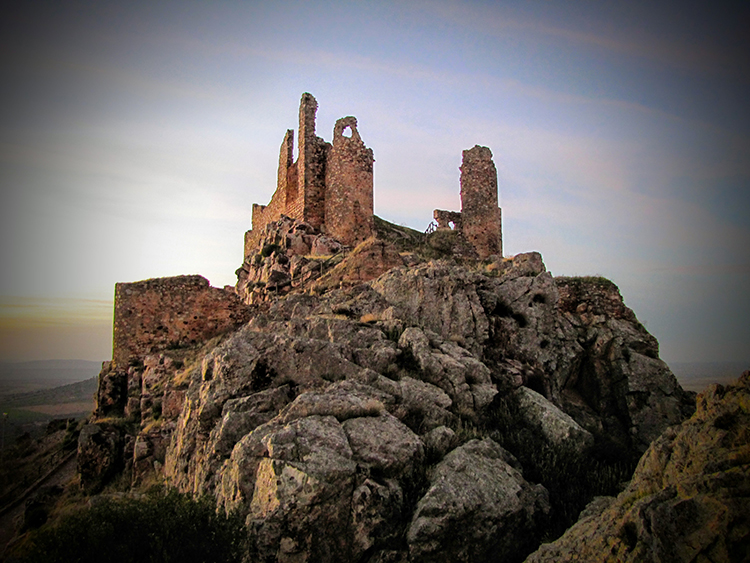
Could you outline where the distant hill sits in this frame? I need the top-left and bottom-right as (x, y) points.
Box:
(0, 376), (98, 442)
(1, 376), (98, 409)
(0, 359), (102, 396)
(670, 361), (749, 393)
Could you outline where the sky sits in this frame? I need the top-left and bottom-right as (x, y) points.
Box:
(0, 0), (748, 367)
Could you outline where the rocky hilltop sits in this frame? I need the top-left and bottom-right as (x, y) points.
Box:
(66, 94), (746, 562)
(78, 212), (702, 562)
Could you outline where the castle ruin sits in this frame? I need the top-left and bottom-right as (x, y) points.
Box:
(245, 93), (374, 258)
(246, 94), (502, 262)
(433, 145), (502, 259)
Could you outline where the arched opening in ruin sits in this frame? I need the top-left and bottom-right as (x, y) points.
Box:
(342, 125), (353, 138)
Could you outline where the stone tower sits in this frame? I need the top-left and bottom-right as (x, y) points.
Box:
(297, 93), (329, 230)
(325, 116), (374, 247)
(460, 145), (502, 259)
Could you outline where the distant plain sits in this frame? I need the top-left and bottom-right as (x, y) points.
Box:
(670, 361), (748, 393)
(0, 360), (100, 441)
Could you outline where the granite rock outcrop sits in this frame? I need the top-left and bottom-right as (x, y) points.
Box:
(408, 438), (550, 563)
(74, 94), (703, 560)
(19, 91), (741, 563)
(525, 371), (750, 563)
(76, 213), (701, 562)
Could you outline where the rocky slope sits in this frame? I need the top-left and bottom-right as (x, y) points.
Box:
(80, 216), (697, 562)
(525, 370), (750, 563)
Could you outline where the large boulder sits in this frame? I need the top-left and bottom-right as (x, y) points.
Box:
(398, 326), (497, 414)
(165, 327), (369, 495)
(217, 393), (424, 563)
(77, 423), (126, 494)
(552, 276), (695, 453)
(513, 386), (594, 456)
(371, 261), (490, 355)
(311, 238), (405, 293)
(408, 438), (550, 563)
(241, 415), (359, 562)
(525, 371), (750, 563)
(375, 258), (693, 458)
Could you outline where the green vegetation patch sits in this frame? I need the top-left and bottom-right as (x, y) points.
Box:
(554, 275), (618, 291)
(13, 487), (247, 563)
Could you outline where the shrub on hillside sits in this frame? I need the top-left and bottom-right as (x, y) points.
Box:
(486, 393), (636, 540)
(13, 487), (246, 563)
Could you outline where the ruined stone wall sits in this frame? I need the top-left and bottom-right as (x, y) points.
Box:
(278, 129), (295, 205)
(460, 145), (502, 259)
(298, 93), (330, 230)
(246, 200), (285, 258)
(247, 199), (284, 256)
(244, 229), (264, 261)
(246, 94), (332, 254)
(245, 93), (374, 258)
(324, 116), (374, 246)
(279, 129), (301, 222)
(245, 131), (299, 256)
(433, 209), (462, 230)
(112, 275), (252, 367)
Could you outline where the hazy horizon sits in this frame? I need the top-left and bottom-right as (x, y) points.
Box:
(2, 358), (747, 398)
(1, 1), (748, 365)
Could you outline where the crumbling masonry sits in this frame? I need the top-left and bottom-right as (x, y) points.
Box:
(434, 145), (503, 260)
(112, 275), (251, 368)
(245, 93), (374, 258)
(106, 97), (503, 375)
(246, 94), (502, 262)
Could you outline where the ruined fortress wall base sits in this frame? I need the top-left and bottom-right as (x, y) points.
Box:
(244, 230), (256, 261)
(112, 275), (252, 367)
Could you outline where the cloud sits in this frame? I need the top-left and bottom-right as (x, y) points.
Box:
(0, 323), (111, 362)
(0, 296), (113, 328)
(428, 0), (750, 78)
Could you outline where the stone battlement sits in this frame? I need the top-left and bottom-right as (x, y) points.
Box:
(112, 98), (504, 368)
(246, 94), (502, 263)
